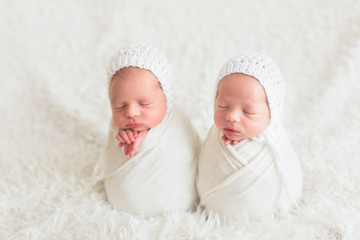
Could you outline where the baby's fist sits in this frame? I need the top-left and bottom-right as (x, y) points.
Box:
(116, 129), (138, 148)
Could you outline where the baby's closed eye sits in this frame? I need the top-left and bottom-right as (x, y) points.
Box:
(113, 105), (125, 111)
(244, 111), (257, 115)
(216, 104), (229, 109)
(139, 102), (153, 107)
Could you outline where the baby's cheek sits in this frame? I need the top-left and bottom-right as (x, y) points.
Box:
(214, 112), (225, 129)
(112, 114), (124, 128)
(246, 121), (267, 137)
(146, 110), (165, 128)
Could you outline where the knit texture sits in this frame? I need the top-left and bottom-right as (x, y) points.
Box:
(108, 44), (174, 110)
(217, 53), (285, 130)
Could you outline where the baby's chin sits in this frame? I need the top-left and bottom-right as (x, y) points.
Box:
(118, 124), (151, 132)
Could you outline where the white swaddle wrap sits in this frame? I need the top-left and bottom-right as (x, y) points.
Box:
(197, 53), (303, 222)
(197, 124), (302, 222)
(98, 106), (199, 215)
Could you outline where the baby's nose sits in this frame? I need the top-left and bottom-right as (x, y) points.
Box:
(126, 105), (140, 117)
(226, 110), (241, 122)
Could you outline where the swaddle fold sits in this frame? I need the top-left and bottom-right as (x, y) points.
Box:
(97, 106), (199, 215)
(197, 124), (302, 222)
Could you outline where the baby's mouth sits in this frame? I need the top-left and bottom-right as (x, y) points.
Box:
(126, 122), (144, 128)
(223, 128), (241, 135)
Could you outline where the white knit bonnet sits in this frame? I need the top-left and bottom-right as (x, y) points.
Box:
(217, 53), (285, 140)
(107, 44), (174, 110)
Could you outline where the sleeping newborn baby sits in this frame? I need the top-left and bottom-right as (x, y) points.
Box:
(95, 45), (199, 215)
(197, 53), (302, 223)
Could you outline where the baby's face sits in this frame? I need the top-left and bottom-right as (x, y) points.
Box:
(214, 73), (270, 142)
(109, 67), (167, 132)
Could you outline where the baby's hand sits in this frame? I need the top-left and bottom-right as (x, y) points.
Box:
(116, 129), (148, 158)
(116, 129), (138, 148)
(125, 130), (148, 158)
(221, 135), (241, 145)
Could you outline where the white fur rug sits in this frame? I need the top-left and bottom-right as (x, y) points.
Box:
(1, 0), (360, 239)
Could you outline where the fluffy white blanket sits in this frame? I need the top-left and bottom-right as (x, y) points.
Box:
(95, 107), (199, 215)
(1, 0), (360, 239)
(197, 124), (302, 223)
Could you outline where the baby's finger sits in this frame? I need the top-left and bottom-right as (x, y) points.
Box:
(120, 131), (131, 144)
(221, 135), (230, 145)
(129, 143), (135, 158)
(118, 142), (124, 148)
(115, 132), (123, 142)
(221, 135), (227, 142)
(124, 144), (129, 155)
(223, 136), (230, 145)
(133, 131), (138, 138)
(116, 133), (125, 143)
(126, 129), (135, 142)
(130, 140), (140, 157)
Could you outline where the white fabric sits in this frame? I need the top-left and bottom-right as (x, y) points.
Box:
(197, 124), (302, 222)
(96, 106), (200, 215)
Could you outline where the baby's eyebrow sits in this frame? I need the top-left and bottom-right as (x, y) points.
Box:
(138, 97), (153, 102)
(110, 100), (123, 107)
(243, 102), (263, 110)
(243, 101), (257, 107)
(139, 93), (158, 100)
